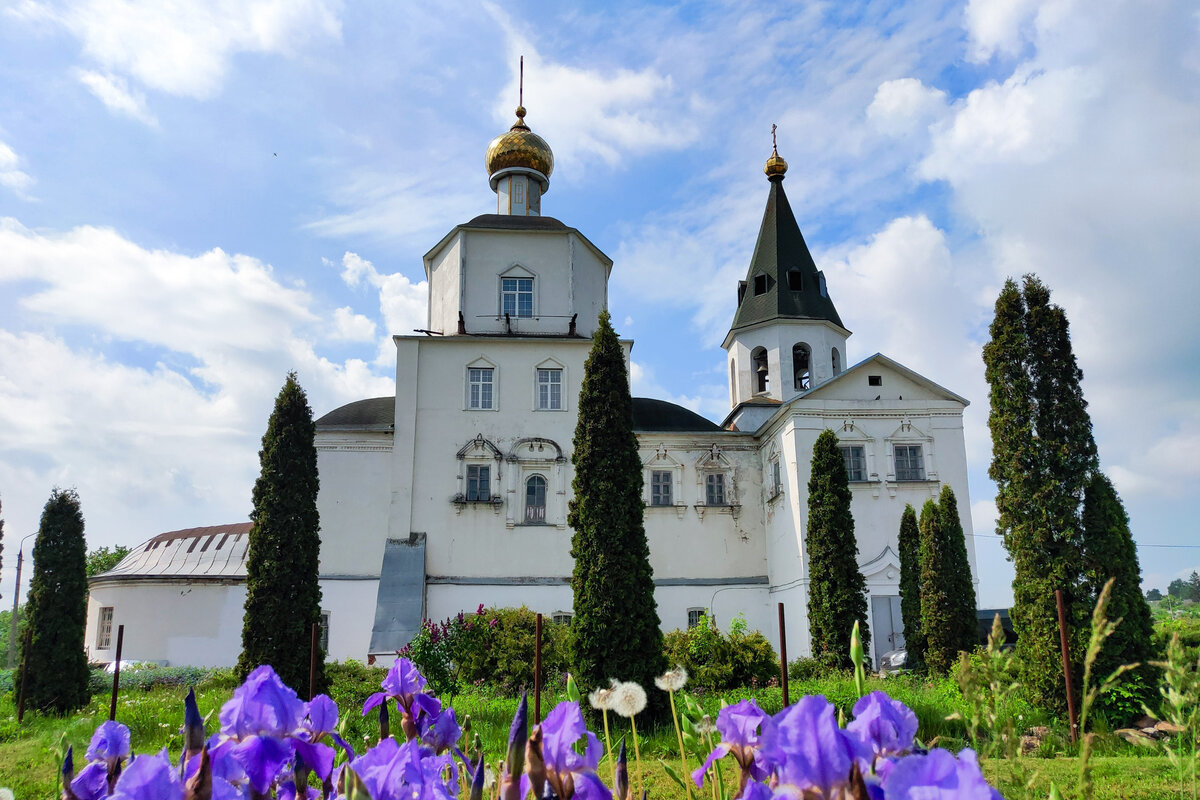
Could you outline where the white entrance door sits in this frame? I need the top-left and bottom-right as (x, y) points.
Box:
(871, 595), (905, 668)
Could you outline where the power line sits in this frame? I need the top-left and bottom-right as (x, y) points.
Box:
(970, 533), (1200, 549)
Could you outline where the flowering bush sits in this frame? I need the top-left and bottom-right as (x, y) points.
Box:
(62, 655), (1004, 800)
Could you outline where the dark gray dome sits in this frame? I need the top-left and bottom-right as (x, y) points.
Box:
(631, 397), (721, 432)
(315, 396), (395, 429)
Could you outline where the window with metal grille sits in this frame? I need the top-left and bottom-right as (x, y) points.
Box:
(770, 459), (782, 495)
(319, 611), (330, 652)
(466, 464), (491, 501)
(840, 445), (867, 481)
(468, 367), (494, 409)
(537, 369), (562, 410)
(97, 607), (114, 649)
(502, 277), (534, 317)
(552, 612), (573, 626)
(894, 445), (925, 481)
(687, 607), (706, 629)
(705, 473), (726, 505)
(525, 475), (547, 522)
(650, 470), (673, 506)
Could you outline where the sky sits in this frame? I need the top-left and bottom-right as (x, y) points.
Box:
(1, 0), (1198, 611)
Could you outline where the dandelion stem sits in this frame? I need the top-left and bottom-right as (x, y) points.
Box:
(630, 714), (645, 798)
(601, 708), (614, 771)
(668, 689), (693, 800)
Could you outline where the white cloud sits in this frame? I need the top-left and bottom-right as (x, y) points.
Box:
(75, 69), (157, 125)
(335, 252), (428, 363)
(331, 306), (377, 342)
(630, 359), (725, 423)
(0, 140), (34, 195)
(19, 0), (342, 100)
(867, 78), (948, 137)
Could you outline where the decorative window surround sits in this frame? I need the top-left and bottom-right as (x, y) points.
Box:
(465, 356), (498, 411)
(505, 437), (567, 529)
(884, 419), (939, 498)
(642, 444), (687, 519)
(694, 444), (740, 520)
(453, 434), (504, 513)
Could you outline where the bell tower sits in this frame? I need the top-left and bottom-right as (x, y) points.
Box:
(722, 129), (850, 408)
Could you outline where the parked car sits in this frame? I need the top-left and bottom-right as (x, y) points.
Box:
(879, 647), (908, 674)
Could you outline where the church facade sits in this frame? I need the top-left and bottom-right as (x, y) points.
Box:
(85, 107), (978, 670)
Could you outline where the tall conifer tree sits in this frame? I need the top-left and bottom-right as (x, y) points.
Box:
(1082, 472), (1153, 700)
(984, 275), (1118, 714)
(18, 488), (90, 713)
(237, 372), (325, 692)
(921, 486), (977, 674)
(569, 311), (666, 719)
(897, 504), (924, 669)
(805, 429), (869, 666)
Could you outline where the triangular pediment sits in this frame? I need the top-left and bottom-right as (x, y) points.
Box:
(800, 353), (968, 405)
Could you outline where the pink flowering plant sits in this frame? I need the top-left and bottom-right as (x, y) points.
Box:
(61, 655), (1003, 800)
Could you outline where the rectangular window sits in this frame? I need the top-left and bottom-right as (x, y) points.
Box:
(687, 608), (706, 629)
(650, 470), (673, 506)
(705, 473), (726, 505)
(466, 464), (491, 501)
(97, 607), (114, 649)
(771, 459), (782, 495)
(840, 445), (867, 482)
(319, 611), (330, 653)
(467, 367), (494, 409)
(552, 612), (572, 626)
(894, 445), (925, 481)
(537, 369), (562, 410)
(502, 277), (534, 317)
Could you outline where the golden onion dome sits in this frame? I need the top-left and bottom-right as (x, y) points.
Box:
(764, 146), (788, 179)
(486, 106), (554, 180)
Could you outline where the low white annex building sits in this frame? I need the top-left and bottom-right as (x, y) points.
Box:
(86, 106), (978, 670)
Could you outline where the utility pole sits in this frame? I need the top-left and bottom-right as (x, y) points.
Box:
(8, 532), (38, 669)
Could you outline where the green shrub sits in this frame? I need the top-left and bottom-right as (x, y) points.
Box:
(85, 664), (231, 695)
(662, 613), (779, 692)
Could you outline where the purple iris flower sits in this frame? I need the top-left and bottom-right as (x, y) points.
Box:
(362, 658), (442, 740)
(692, 699), (770, 791)
(882, 748), (1003, 800)
(418, 707), (462, 755)
(87, 721), (132, 764)
(846, 691), (919, 763)
(293, 694), (348, 780)
(349, 737), (456, 800)
(71, 762), (110, 800)
(109, 752), (182, 800)
(758, 695), (857, 798)
(538, 701), (610, 800)
(217, 665), (310, 794)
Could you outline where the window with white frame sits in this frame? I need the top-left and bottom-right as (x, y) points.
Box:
(706, 473), (727, 505)
(840, 445), (867, 482)
(97, 606), (114, 649)
(537, 368), (563, 410)
(319, 611), (330, 652)
(502, 277), (534, 317)
(525, 474), (547, 523)
(769, 459), (782, 497)
(894, 444), (925, 481)
(650, 470), (673, 506)
(466, 464), (491, 500)
(552, 611), (572, 626)
(687, 607), (707, 629)
(467, 367), (494, 410)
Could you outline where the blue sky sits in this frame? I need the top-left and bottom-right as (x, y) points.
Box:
(1, 0), (1198, 610)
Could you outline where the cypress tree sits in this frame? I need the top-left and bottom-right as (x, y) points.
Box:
(18, 488), (90, 713)
(569, 311), (666, 719)
(897, 504), (924, 669)
(1081, 473), (1153, 695)
(237, 372), (325, 692)
(805, 429), (869, 667)
(925, 486), (978, 673)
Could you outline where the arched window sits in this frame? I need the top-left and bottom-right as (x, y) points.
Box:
(793, 343), (811, 391)
(752, 347), (769, 394)
(525, 475), (547, 523)
(832, 347), (841, 376)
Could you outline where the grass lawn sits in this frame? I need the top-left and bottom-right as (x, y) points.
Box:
(0, 666), (1186, 799)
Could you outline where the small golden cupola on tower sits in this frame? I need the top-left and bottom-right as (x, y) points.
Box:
(764, 123), (788, 180)
(485, 58), (554, 216)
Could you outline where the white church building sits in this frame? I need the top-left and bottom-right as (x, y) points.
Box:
(86, 105), (979, 671)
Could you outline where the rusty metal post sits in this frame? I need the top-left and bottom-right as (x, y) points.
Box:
(16, 629), (31, 723)
(309, 622), (320, 700)
(109, 625), (125, 721)
(1055, 590), (1078, 742)
(534, 613), (543, 724)
(777, 602), (789, 708)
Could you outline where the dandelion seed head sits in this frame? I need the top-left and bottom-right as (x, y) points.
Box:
(696, 714), (716, 735)
(611, 681), (647, 718)
(588, 686), (613, 711)
(654, 666), (688, 692)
